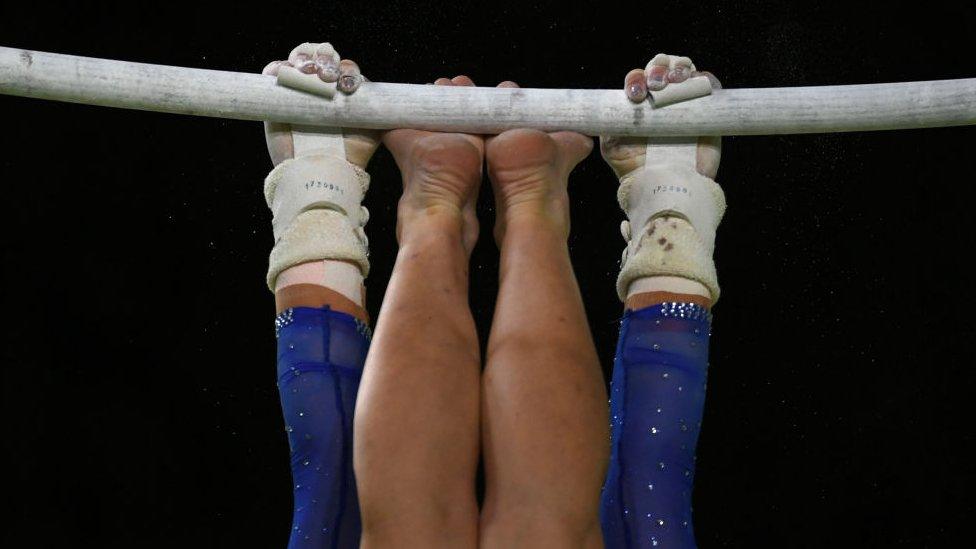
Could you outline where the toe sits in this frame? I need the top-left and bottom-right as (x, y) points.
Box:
(451, 75), (475, 86)
(497, 80), (519, 88)
(434, 77), (454, 86)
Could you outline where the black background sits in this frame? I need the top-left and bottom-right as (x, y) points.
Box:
(2, 0), (975, 546)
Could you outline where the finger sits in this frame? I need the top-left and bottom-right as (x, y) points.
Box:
(667, 56), (694, 84)
(338, 59), (362, 93)
(288, 43), (316, 69)
(624, 68), (647, 102)
(262, 60), (289, 76)
(691, 70), (722, 90)
(434, 77), (454, 86)
(451, 75), (475, 86)
(646, 53), (670, 91)
(314, 43), (341, 82)
(297, 59), (319, 75)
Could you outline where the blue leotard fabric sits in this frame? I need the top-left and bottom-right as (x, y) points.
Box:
(275, 306), (370, 549)
(601, 302), (711, 548)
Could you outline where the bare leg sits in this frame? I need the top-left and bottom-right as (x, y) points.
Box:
(354, 76), (484, 548)
(480, 127), (608, 548)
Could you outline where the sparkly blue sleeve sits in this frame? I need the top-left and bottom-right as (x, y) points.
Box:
(275, 307), (371, 549)
(600, 302), (711, 549)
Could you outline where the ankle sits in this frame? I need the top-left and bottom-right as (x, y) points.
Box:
(397, 208), (466, 245)
(494, 196), (571, 245)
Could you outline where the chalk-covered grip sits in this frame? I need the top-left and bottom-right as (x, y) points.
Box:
(264, 155), (372, 290)
(616, 135), (726, 303)
(649, 76), (713, 107)
(277, 65), (338, 99)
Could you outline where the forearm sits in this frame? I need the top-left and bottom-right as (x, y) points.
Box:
(601, 300), (711, 548)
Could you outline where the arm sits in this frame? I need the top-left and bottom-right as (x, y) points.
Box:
(600, 53), (725, 549)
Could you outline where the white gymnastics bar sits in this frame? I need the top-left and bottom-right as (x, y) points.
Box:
(2, 46), (975, 136)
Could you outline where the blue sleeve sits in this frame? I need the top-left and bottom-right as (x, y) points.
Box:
(601, 302), (711, 549)
(274, 306), (370, 549)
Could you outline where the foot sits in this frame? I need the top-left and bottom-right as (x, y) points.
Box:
(485, 82), (593, 243)
(382, 76), (484, 254)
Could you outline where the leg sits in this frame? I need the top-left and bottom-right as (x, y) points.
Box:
(600, 292), (711, 549)
(354, 78), (484, 548)
(355, 221), (480, 547)
(480, 127), (608, 548)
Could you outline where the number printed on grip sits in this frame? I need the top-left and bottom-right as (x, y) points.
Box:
(304, 179), (346, 194)
(652, 184), (690, 195)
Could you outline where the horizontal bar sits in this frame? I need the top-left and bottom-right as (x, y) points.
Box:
(2, 46), (976, 136)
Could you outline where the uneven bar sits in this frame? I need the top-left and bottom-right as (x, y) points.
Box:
(2, 46), (975, 136)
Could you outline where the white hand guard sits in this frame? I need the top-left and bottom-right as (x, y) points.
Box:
(646, 54), (713, 107)
(264, 126), (371, 290)
(616, 137), (726, 303)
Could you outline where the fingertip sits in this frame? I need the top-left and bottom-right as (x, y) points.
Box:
(315, 42), (339, 61)
(497, 80), (519, 88)
(646, 64), (668, 91)
(339, 59), (361, 74)
(262, 60), (284, 76)
(452, 75), (475, 86)
(693, 70), (723, 90)
(433, 77), (453, 86)
(667, 56), (694, 83)
(648, 53), (671, 68)
(316, 53), (340, 82)
(338, 59), (362, 93)
(287, 43), (315, 65)
(624, 68), (647, 102)
(667, 66), (690, 84)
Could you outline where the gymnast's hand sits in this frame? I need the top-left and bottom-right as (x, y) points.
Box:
(382, 76), (483, 254)
(601, 53), (722, 180)
(485, 82), (593, 243)
(261, 42), (380, 168)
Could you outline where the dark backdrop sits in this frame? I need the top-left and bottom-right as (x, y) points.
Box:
(2, 1), (974, 546)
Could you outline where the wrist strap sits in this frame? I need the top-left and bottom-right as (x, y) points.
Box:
(618, 138), (724, 254)
(291, 124), (345, 159)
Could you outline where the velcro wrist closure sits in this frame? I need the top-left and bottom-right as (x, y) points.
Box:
(264, 154), (370, 242)
(617, 163), (725, 255)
